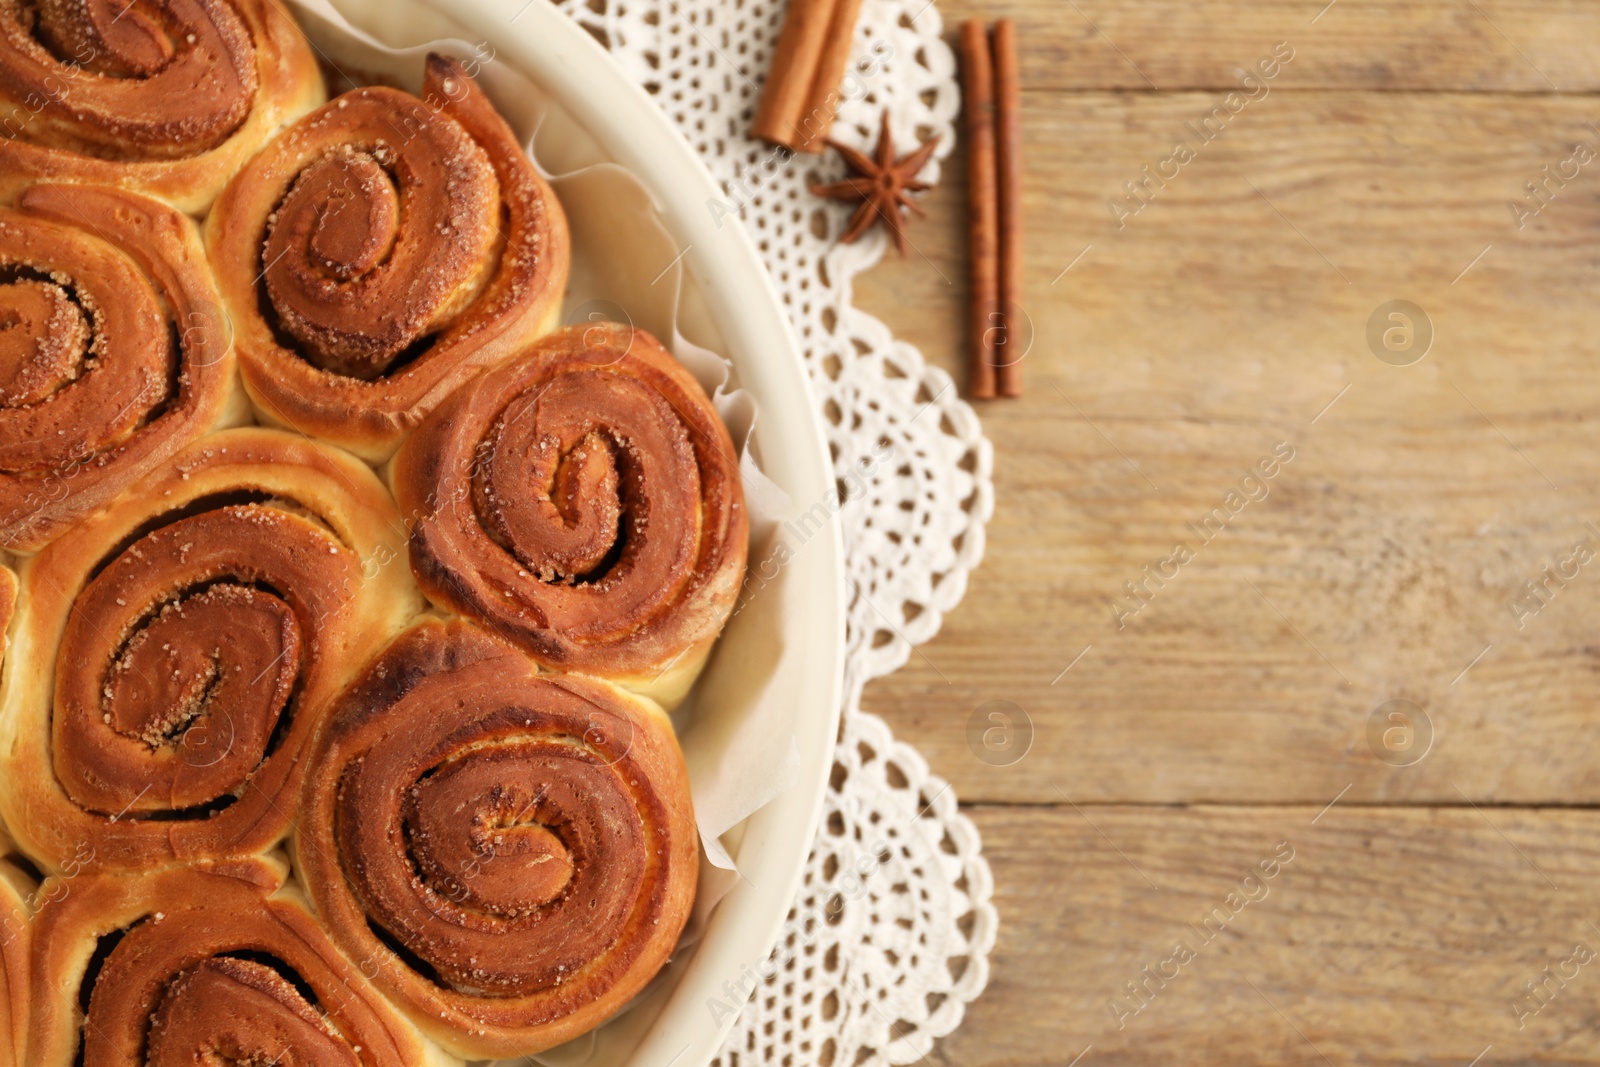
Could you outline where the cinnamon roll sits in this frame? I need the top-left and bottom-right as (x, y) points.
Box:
(0, 826), (32, 1067)
(0, 0), (323, 215)
(391, 323), (748, 709)
(207, 52), (570, 462)
(0, 182), (245, 552)
(27, 855), (455, 1067)
(0, 428), (421, 873)
(295, 619), (698, 1060)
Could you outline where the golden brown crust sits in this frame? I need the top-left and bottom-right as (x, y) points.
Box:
(0, 182), (245, 552)
(0, 826), (32, 1067)
(0, 0), (324, 215)
(294, 618), (699, 1060)
(206, 52), (570, 462)
(0, 563), (15, 1028)
(391, 323), (748, 708)
(0, 562), (13, 658)
(27, 855), (454, 1067)
(0, 428), (421, 873)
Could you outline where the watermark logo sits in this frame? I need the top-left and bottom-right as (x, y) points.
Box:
(1509, 522), (1599, 630)
(177, 709), (237, 769)
(1106, 839), (1296, 1029)
(1509, 141), (1594, 230)
(1107, 41), (1295, 230)
(1366, 300), (1432, 366)
(1511, 942), (1594, 1029)
(562, 298), (635, 366)
(1366, 699), (1433, 766)
(966, 700), (1033, 767)
(582, 710), (635, 767)
(1110, 441), (1294, 630)
(983, 300), (1035, 371)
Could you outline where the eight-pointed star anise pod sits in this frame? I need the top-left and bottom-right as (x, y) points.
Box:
(809, 110), (940, 256)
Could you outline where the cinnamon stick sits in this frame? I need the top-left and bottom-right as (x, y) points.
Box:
(752, 0), (844, 150)
(797, 0), (866, 151)
(993, 19), (1024, 397)
(960, 19), (999, 400)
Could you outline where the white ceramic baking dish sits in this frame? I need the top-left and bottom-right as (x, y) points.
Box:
(297, 1), (847, 1065)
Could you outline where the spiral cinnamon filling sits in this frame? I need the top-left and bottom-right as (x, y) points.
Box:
(0, 278), (89, 405)
(0, 253), (165, 468)
(107, 949), (361, 1067)
(0, 0), (258, 160)
(297, 620), (697, 1059)
(207, 52), (569, 460)
(346, 734), (650, 995)
(53, 504), (327, 819)
(0, 182), (234, 552)
(146, 957), (359, 1067)
(0, 429), (419, 871)
(30, 859), (432, 1067)
(395, 323), (747, 702)
(261, 124), (499, 380)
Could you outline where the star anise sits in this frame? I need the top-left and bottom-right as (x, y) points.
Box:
(809, 111), (940, 256)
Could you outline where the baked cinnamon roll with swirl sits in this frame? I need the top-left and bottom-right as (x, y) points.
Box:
(391, 323), (748, 709)
(27, 855), (456, 1067)
(0, 0), (323, 215)
(0, 428), (420, 873)
(295, 619), (698, 1061)
(207, 53), (570, 462)
(0, 182), (244, 552)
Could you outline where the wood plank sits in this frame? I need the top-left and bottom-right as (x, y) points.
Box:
(853, 89), (1600, 805)
(926, 0), (1600, 91)
(935, 805), (1600, 1066)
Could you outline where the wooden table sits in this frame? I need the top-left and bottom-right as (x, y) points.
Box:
(851, 3), (1600, 1062)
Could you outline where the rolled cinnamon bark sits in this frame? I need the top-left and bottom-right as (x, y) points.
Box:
(803, 0), (867, 149)
(0, 0), (323, 215)
(294, 619), (699, 1061)
(0, 428), (421, 873)
(750, 0), (840, 149)
(207, 53), (571, 462)
(27, 855), (455, 1067)
(993, 19), (1024, 397)
(391, 323), (748, 709)
(0, 182), (245, 553)
(750, 0), (866, 151)
(960, 19), (998, 399)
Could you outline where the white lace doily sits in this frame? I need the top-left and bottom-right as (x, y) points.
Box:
(549, 0), (998, 1061)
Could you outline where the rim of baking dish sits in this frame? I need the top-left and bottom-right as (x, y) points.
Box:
(399, 2), (846, 1064)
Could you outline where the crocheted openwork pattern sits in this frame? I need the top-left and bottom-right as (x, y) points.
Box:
(550, 0), (999, 1061)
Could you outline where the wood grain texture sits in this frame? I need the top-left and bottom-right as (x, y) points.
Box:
(844, 3), (1600, 1062)
(927, 0), (1600, 91)
(937, 806), (1600, 1067)
(857, 87), (1600, 805)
